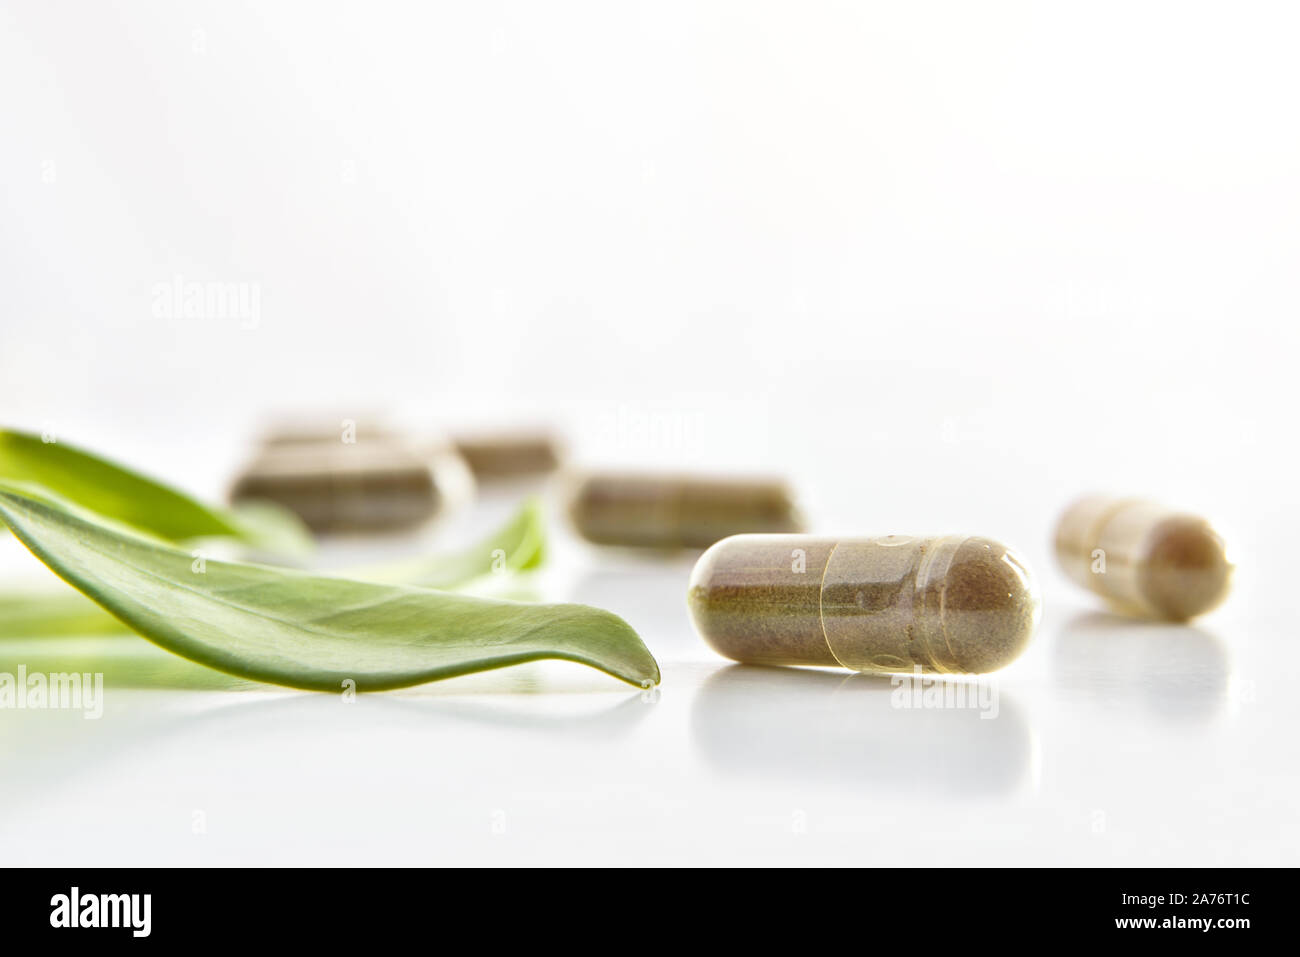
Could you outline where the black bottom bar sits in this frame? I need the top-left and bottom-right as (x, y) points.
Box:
(1, 866), (1278, 943)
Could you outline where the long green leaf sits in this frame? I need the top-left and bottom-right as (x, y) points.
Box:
(227, 500), (316, 556)
(0, 428), (309, 551)
(0, 498), (550, 638)
(344, 497), (547, 587)
(0, 483), (659, 691)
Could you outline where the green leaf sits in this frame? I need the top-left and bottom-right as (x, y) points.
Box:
(0, 428), (310, 551)
(346, 497), (547, 587)
(0, 483), (659, 691)
(0, 498), (550, 638)
(227, 499), (317, 557)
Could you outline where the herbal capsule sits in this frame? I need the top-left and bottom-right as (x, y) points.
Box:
(687, 534), (1040, 674)
(452, 431), (562, 481)
(567, 473), (804, 550)
(1054, 497), (1232, 621)
(230, 440), (472, 534)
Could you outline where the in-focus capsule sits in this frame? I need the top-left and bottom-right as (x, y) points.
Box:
(687, 534), (1040, 674)
(567, 473), (804, 550)
(1054, 496), (1232, 621)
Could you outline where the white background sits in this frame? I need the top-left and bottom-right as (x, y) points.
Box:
(1, 1), (1296, 865)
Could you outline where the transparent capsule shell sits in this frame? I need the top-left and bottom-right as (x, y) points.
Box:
(1054, 496), (1232, 621)
(687, 534), (1041, 675)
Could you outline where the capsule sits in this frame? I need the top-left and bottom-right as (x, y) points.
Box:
(1054, 497), (1232, 621)
(452, 431), (563, 481)
(230, 439), (473, 534)
(567, 473), (804, 549)
(687, 534), (1041, 674)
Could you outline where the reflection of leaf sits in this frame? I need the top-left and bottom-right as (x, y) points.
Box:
(0, 591), (131, 638)
(0, 635), (255, 691)
(0, 484), (659, 691)
(0, 428), (309, 551)
(397, 694), (652, 741)
(0, 499), (550, 638)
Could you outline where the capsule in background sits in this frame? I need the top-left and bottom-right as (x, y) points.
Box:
(230, 436), (473, 535)
(1054, 497), (1232, 621)
(688, 534), (1040, 674)
(452, 431), (563, 482)
(567, 473), (804, 550)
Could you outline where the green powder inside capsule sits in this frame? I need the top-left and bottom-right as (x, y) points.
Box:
(688, 534), (1040, 675)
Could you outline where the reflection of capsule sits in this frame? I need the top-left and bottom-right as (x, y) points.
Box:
(566, 473), (804, 550)
(1054, 497), (1232, 621)
(691, 666), (1031, 796)
(688, 534), (1040, 675)
(1052, 611), (1229, 725)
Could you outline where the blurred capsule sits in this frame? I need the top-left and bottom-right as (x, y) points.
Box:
(567, 472), (804, 550)
(230, 432), (473, 534)
(1054, 496), (1232, 621)
(452, 430), (563, 482)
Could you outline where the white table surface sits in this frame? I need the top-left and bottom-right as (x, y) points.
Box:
(1, 488), (1290, 867)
